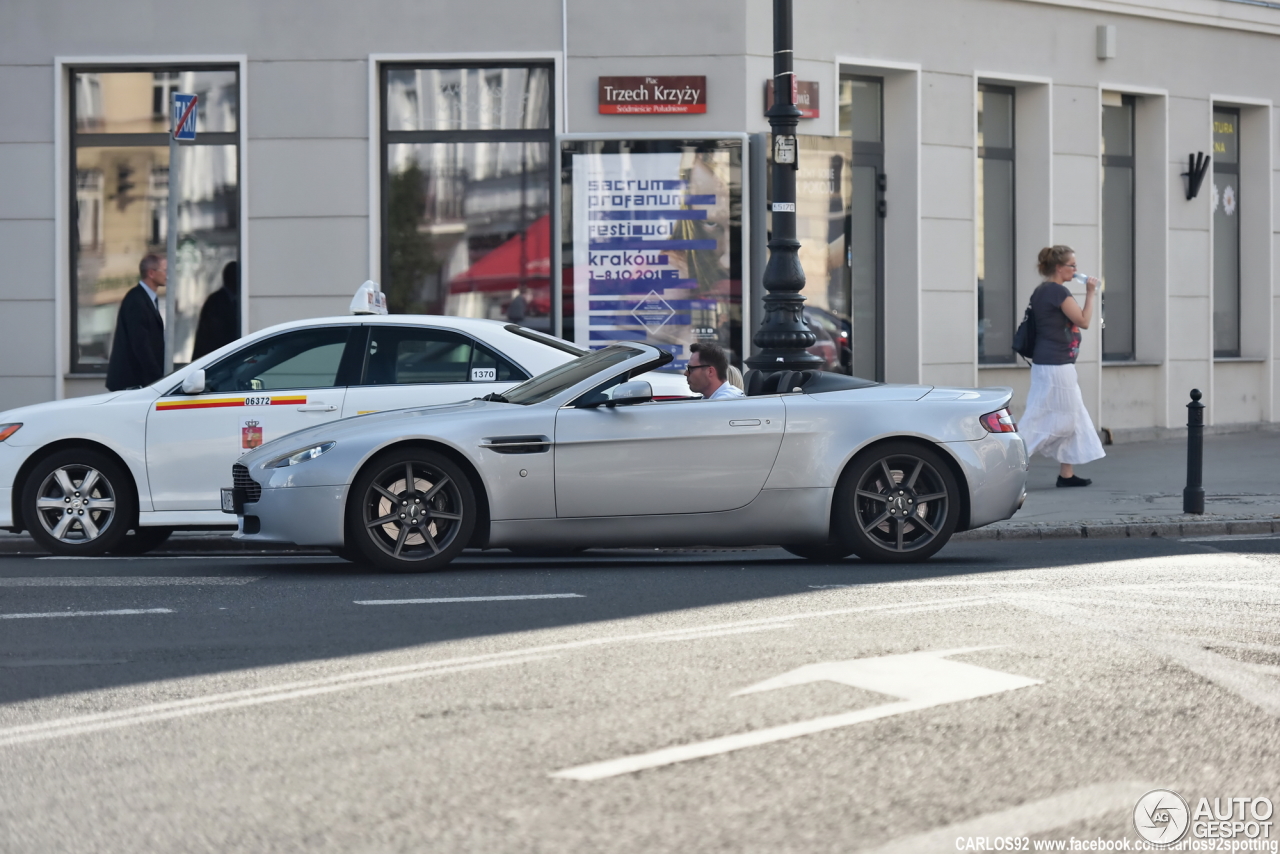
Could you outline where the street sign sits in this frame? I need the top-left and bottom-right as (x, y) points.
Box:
(172, 93), (198, 141)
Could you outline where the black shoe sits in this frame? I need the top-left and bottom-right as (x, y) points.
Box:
(1056, 475), (1092, 487)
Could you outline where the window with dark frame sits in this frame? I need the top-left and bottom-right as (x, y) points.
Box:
(1101, 94), (1136, 361)
(69, 66), (240, 374)
(380, 63), (555, 334)
(977, 84), (1016, 364)
(1212, 107), (1241, 358)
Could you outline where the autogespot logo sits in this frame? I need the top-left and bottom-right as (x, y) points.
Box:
(1134, 789), (1191, 845)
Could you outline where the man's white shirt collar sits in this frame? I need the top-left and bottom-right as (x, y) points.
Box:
(139, 280), (158, 309)
(707, 382), (745, 400)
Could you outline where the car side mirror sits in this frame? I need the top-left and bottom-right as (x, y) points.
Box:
(608, 380), (652, 406)
(181, 369), (206, 395)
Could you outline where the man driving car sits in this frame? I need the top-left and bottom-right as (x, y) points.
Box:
(685, 342), (744, 400)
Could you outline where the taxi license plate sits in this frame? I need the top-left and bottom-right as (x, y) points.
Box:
(220, 488), (237, 514)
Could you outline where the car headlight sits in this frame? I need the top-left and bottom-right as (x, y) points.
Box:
(0, 423), (21, 443)
(269, 441), (336, 468)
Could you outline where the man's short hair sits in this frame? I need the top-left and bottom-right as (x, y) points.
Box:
(139, 253), (165, 281)
(690, 341), (729, 382)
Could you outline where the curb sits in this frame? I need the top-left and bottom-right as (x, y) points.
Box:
(954, 516), (1280, 542)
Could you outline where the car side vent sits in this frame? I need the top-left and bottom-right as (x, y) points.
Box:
(479, 435), (552, 455)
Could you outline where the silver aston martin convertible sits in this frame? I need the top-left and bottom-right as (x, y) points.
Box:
(228, 342), (1027, 570)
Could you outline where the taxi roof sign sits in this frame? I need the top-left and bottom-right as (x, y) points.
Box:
(350, 280), (388, 315)
(172, 93), (198, 141)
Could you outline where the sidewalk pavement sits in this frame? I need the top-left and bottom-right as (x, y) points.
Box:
(958, 427), (1280, 541)
(1, 429), (1277, 554)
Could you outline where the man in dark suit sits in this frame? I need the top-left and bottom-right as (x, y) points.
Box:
(192, 261), (240, 359)
(105, 253), (166, 391)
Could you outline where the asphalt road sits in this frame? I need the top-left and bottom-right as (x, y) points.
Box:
(1, 536), (1277, 853)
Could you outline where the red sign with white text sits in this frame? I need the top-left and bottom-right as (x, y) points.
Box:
(599, 76), (707, 114)
(765, 79), (820, 119)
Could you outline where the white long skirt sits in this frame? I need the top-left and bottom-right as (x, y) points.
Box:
(1019, 363), (1106, 465)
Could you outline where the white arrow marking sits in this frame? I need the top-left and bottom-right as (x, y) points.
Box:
(551, 647), (1042, 781)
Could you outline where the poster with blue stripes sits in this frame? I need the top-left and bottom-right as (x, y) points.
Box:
(571, 151), (735, 369)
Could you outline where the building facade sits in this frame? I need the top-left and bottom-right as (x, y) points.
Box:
(1, 0), (1277, 437)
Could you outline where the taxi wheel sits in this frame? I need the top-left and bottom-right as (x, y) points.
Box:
(109, 527), (174, 556)
(347, 448), (476, 573)
(22, 449), (136, 556)
(833, 441), (960, 564)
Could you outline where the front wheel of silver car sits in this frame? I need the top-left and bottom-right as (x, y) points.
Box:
(347, 448), (476, 573)
(834, 441), (960, 564)
(22, 449), (136, 556)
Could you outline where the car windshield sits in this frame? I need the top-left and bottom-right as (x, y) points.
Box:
(500, 345), (639, 405)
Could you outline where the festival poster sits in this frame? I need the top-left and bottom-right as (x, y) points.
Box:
(571, 150), (737, 369)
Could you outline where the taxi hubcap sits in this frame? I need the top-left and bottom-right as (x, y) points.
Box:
(34, 465), (117, 543)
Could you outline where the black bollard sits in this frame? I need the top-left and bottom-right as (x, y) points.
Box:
(1183, 389), (1205, 514)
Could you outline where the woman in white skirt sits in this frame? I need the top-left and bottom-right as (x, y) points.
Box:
(1020, 245), (1106, 486)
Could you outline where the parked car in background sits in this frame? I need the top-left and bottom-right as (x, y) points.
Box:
(0, 315), (688, 556)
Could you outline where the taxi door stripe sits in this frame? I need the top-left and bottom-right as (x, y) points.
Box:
(155, 395), (308, 411)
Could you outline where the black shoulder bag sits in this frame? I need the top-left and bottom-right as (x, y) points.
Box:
(1011, 302), (1036, 361)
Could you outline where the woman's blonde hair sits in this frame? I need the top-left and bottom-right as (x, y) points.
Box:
(1037, 245), (1074, 278)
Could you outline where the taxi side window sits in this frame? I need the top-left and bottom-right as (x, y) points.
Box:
(360, 327), (526, 385)
(469, 343), (527, 382)
(203, 327), (353, 393)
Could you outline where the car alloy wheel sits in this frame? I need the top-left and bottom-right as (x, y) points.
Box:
(348, 449), (476, 572)
(22, 449), (136, 556)
(836, 441), (960, 563)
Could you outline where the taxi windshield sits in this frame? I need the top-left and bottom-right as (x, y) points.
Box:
(500, 345), (639, 406)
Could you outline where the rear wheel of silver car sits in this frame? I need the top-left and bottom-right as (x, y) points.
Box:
(22, 449), (135, 556)
(834, 441), (960, 563)
(347, 449), (476, 573)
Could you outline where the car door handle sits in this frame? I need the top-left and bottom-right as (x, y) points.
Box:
(297, 404), (337, 412)
(729, 419), (761, 427)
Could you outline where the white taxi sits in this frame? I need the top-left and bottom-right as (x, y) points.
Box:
(1, 314), (687, 556)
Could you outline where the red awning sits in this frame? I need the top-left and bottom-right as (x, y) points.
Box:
(449, 214), (551, 294)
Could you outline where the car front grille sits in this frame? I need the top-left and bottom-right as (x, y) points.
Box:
(232, 463), (261, 503)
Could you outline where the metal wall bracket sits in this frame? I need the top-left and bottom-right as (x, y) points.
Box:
(1181, 151), (1211, 201)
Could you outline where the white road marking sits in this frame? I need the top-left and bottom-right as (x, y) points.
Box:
(0, 608), (174, 620)
(0, 577), (262, 587)
(810, 579), (1041, 589)
(551, 647), (1042, 781)
(354, 594), (584, 605)
(646, 624), (794, 643)
(859, 781), (1154, 853)
(1180, 534), (1280, 543)
(0, 655), (556, 749)
(0, 595), (994, 748)
(1020, 594), (1275, 613)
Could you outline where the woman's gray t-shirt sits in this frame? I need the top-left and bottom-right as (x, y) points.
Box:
(1030, 281), (1081, 365)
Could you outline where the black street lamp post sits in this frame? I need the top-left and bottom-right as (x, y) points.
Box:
(745, 0), (822, 374)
